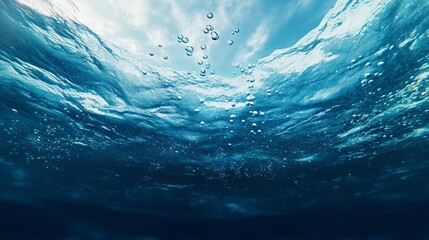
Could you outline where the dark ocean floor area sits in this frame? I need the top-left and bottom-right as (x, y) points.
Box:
(1, 199), (429, 240)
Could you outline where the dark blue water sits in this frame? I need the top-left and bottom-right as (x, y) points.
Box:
(1, 0), (429, 239)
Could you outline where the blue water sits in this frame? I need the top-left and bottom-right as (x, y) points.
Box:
(1, 0), (429, 239)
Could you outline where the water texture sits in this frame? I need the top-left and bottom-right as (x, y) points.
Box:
(0, 0), (428, 239)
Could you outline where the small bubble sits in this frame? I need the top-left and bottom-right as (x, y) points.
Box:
(234, 28), (240, 33)
(207, 12), (213, 19)
(149, 51), (154, 56)
(178, 34), (183, 40)
(200, 121), (205, 125)
(200, 68), (206, 74)
(182, 37), (189, 43)
(185, 46), (194, 53)
(211, 70), (215, 75)
(158, 44), (163, 48)
(211, 31), (219, 40)
(227, 40), (233, 45)
(203, 54), (208, 59)
(203, 28), (209, 34)
(197, 60), (203, 65)
(205, 63), (210, 69)
(142, 71), (147, 75)
(200, 44), (207, 50)
(194, 108), (200, 113)
(163, 55), (168, 60)
(377, 61), (385, 66)
(199, 99), (205, 103)
(206, 25), (214, 31)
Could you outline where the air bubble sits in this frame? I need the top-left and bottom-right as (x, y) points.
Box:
(201, 44), (207, 50)
(163, 55), (168, 60)
(185, 46), (194, 53)
(227, 40), (233, 45)
(205, 63), (210, 69)
(211, 31), (219, 40)
(197, 60), (203, 65)
(203, 28), (209, 34)
(200, 121), (205, 125)
(203, 54), (208, 59)
(182, 37), (189, 43)
(211, 70), (215, 74)
(194, 108), (200, 113)
(142, 71), (147, 75)
(149, 51), (154, 56)
(158, 44), (163, 47)
(207, 12), (213, 19)
(206, 25), (214, 31)
(234, 28), (240, 33)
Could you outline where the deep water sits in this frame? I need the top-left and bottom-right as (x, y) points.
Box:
(0, 0), (429, 239)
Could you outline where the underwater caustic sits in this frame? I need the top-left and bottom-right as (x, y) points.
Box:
(0, 0), (428, 239)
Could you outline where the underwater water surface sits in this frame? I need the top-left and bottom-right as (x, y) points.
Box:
(1, 0), (429, 239)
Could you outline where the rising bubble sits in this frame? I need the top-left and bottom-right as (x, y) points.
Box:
(211, 31), (219, 40)
(227, 40), (233, 45)
(200, 44), (207, 50)
(207, 12), (213, 19)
